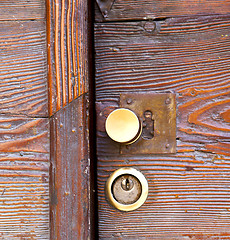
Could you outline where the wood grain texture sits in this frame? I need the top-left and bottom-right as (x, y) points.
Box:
(0, 0), (45, 20)
(0, 1), (50, 239)
(95, 0), (230, 22)
(47, 0), (90, 116)
(0, 21), (48, 117)
(95, 15), (230, 239)
(0, 116), (49, 239)
(50, 95), (91, 240)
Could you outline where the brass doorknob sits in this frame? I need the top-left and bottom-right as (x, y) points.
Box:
(105, 108), (142, 144)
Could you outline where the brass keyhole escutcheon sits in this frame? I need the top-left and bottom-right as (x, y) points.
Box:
(105, 168), (148, 211)
(105, 108), (142, 144)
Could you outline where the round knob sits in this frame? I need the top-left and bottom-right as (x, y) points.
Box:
(105, 108), (142, 144)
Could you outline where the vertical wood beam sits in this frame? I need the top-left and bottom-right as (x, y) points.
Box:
(50, 96), (91, 239)
(47, 0), (95, 239)
(47, 0), (90, 116)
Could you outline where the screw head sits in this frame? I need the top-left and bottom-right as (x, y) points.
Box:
(126, 98), (133, 104)
(144, 21), (156, 33)
(165, 98), (171, 105)
(103, 10), (108, 18)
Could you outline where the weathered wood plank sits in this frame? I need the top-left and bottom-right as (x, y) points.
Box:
(50, 95), (91, 239)
(95, 15), (230, 100)
(0, 2), (50, 239)
(97, 159), (230, 239)
(0, 21), (48, 117)
(0, 116), (49, 239)
(95, 15), (230, 239)
(47, 0), (90, 115)
(0, 0), (45, 20)
(95, 0), (230, 21)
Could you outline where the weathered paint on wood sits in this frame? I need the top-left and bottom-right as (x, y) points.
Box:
(47, 0), (90, 116)
(0, 20), (48, 117)
(0, 0), (45, 20)
(50, 95), (91, 240)
(95, 0), (230, 21)
(0, 116), (49, 239)
(95, 15), (230, 239)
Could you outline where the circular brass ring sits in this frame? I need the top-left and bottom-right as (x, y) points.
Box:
(105, 167), (148, 211)
(105, 108), (142, 144)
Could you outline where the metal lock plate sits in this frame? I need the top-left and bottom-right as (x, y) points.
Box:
(120, 92), (176, 154)
(96, 0), (115, 17)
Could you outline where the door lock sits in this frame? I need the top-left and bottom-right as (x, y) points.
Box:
(103, 92), (176, 154)
(105, 168), (148, 211)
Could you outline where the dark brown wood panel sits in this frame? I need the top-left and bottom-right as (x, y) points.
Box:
(95, 0), (230, 21)
(0, 20), (48, 117)
(0, 116), (49, 239)
(0, 0), (45, 20)
(47, 0), (95, 239)
(95, 15), (230, 239)
(50, 95), (91, 240)
(47, 0), (90, 116)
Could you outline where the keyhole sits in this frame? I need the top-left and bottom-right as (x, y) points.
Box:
(142, 110), (154, 140)
(111, 172), (143, 205)
(121, 177), (134, 191)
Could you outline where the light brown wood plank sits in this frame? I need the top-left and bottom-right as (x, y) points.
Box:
(0, 0), (45, 20)
(47, 0), (90, 116)
(0, 116), (49, 239)
(0, 2), (49, 239)
(0, 21), (48, 117)
(95, 15), (230, 239)
(95, 0), (230, 21)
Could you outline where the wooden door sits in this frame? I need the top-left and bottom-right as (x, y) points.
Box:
(95, 1), (230, 239)
(1, 1), (230, 239)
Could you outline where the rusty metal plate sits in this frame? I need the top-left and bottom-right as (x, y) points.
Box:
(96, 0), (115, 17)
(120, 92), (176, 154)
